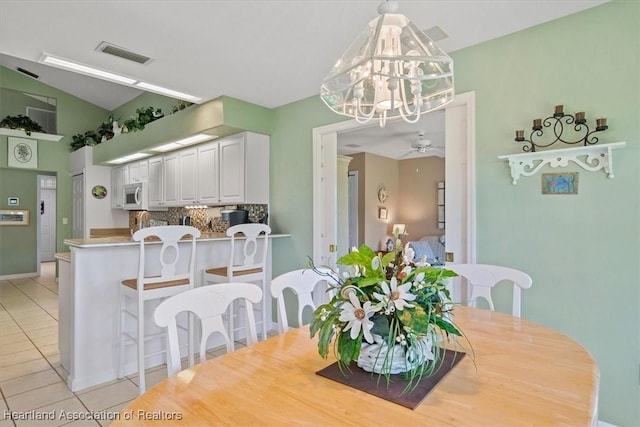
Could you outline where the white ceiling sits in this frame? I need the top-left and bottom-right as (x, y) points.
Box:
(0, 0), (608, 158)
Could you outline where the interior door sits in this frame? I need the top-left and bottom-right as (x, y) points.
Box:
(72, 173), (84, 238)
(313, 132), (338, 269)
(39, 175), (57, 261)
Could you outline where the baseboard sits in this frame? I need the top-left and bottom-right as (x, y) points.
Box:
(598, 420), (618, 427)
(0, 272), (38, 280)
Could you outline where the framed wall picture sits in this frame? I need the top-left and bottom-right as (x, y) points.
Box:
(8, 137), (38, 169)
(541, 172), (579, 194)
(0, 209), (29, 226)
(379, 207), (388, 219)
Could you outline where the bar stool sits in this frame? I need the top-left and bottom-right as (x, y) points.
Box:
(202, 223), (271, 347)
(118, 225), (200, 394)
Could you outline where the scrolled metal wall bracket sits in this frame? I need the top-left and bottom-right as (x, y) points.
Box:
(514, 105), (608, 152)
(500, 105), (625, 185)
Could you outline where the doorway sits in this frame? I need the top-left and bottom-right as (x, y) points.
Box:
(37, 175), (57, 263)
(348, 171), (358, 249)
(312, 91), (476, 303)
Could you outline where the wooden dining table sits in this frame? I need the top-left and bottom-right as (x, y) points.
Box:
(112, 306), (599, 426)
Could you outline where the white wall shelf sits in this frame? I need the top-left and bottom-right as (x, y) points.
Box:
(0, 128), (64, 142)
(498, 142), (626, 185)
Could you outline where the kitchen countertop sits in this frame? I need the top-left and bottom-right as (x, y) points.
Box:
(64, 232), (290, 248)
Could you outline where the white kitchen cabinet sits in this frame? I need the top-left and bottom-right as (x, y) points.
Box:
(122, 132), (268, 209)
(163, 153), (179, 205)
(110, 165), (128, 208)
(178, 148), (198, 205)
(219, 132), (269, 204)
(128, 160), (149, 183)
(148, 156), (164, 208)
(197, 141), (220, 204)
(219, 136), (246, 203)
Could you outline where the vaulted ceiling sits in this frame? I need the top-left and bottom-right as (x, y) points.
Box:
(0, 1), (608, 158)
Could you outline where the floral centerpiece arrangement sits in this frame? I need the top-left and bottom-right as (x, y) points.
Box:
(310, 229), (465, 389)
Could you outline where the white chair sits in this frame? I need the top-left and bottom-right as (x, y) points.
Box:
(447, 263), (532, 317)
(202, 223), (271, 342)
(118, 225), (200, 394)
(154, 283), (262, 377)
(270, 268), (339, 333)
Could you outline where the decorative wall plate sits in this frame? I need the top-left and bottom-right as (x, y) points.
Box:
(378, 187), (388, 203)
(91, 185), (107, 199)
(7, 137), (38, 169)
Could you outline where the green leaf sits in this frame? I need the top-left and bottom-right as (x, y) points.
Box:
(398, 305), (429, 334)
(337, 331), (360, 364)
(316, 320), (336, 358)
(370, 314), (390, 337)
(435, 317), (462, 336)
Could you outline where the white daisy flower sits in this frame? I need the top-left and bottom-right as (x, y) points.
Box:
(339, 293), (379, 343)
(373, 276), (416, 312)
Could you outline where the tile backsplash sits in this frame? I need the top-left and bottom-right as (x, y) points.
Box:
(128, 204), (268, 233)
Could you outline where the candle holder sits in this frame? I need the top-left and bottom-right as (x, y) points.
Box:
(513, 105), (609, 152)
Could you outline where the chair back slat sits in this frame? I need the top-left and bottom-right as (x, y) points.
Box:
(447, 263), (532, 317)
(270, 268), (339, 333)
(154, 283), (263, 377)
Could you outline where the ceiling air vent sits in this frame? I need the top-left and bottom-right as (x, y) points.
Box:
(96, 41), (152, 65)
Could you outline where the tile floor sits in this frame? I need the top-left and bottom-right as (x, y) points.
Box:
(0, 262), (261, 427)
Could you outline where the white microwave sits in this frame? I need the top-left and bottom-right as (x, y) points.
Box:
(123, 182), (149, 210)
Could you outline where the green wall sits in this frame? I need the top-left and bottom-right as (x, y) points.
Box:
(0, 66), (109, 275)
(269, 2), (639, 425)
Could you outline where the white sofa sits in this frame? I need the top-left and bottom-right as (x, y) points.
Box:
(407, 235), (445, 266)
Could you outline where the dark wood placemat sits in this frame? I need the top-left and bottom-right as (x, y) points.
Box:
(316, 349), (465, 409)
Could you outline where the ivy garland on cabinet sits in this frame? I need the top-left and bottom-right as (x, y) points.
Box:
(69, 100), (192, 152)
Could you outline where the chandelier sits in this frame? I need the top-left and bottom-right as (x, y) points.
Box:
(320, 1), (454, 127)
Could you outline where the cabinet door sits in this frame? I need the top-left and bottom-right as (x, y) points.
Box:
(148, 157), (164, 207)
(197, 142), (219, 204)
(219, 136), (245, 203)
(163, 153), (179, 205)
(110, 166), (126, 208)
(138, 160), (149, 182)
(179, 148), (198, 205)
(128, 162), (140, 183)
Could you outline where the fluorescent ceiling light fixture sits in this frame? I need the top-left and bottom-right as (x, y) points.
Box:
(151, 133), (216, 153)
(41, 54), (137, 85)
(107, 152), (151, 165)
(136, 82), (202, 103)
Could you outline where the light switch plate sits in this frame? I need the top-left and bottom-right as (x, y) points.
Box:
(445, 252), (454, 262)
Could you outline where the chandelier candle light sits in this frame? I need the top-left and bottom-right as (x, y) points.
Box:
(320, 1), (454, 127)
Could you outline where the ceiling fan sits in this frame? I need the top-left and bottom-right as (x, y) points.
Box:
(400, 130), (445, 158)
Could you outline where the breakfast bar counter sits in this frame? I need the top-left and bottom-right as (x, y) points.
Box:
(57, 232), (290, 392)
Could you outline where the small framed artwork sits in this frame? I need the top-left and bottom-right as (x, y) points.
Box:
(8, 137), (38, 169)
(542, 172), (579, 194)
(0, 209), (29, 226)
(379, 207), (388, 219)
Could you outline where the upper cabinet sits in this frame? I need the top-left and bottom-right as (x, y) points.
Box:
(178, 148), (198, 205)
(220, 132), (269, 204)
(219, 136), (246, 203)
(121, 132), (268, 209)
(128, 160), (149, 183)
(196, 141), (220, 204)
(110, 165), (128, 209)
(148, 157), (164, 208)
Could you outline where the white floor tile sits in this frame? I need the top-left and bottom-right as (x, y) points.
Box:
(0, 369), (64, 397)
(77, 380), (139, 413)
(5, 382), (74, 413)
